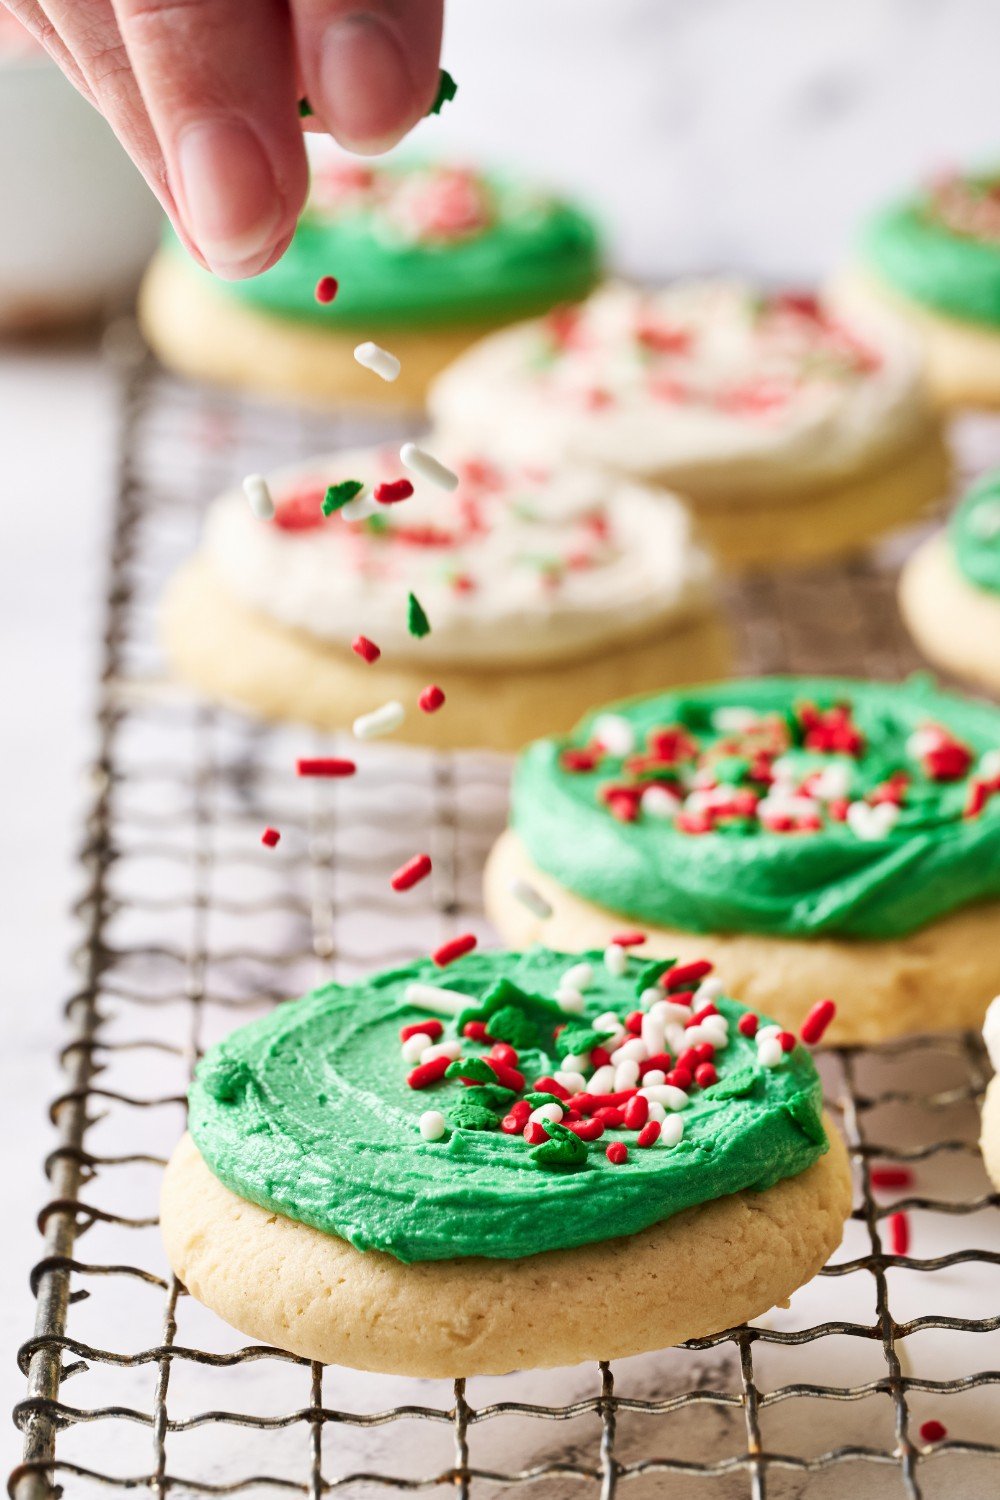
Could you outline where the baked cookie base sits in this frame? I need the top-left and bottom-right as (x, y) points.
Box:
(161, 1130), (851, 1378)
(485, 829), (1000, 1045)
(160, 557), (733, 752)
(139, 250), (534, 410)
(898, 532), (1000, 696)
(981, 1075), (1000, 1191)
(832, 267), (1000, 412)
(685, 427), (951, 573)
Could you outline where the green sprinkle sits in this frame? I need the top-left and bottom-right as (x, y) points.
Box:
(298, 98), (314, 118)
(530, 1120), (587, 1170)
(483, 1005), (537, 1050)
(407, 591), (431, 638)
(427, 67), (458, 116)
(321, 479), (364, 516)
(557, 1023), (615, 1057)
(634, 958), (677, 997)
(448, 1095), (501, 1131)
(445, 1057), (495, 1084)
(523, 1092), (565, 1111)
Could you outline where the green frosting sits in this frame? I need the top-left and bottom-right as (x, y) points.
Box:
(949, 468), (1000, 595)
(188, 948), (827, 1263)
(862, 175), (1000, 327)
(511, 677), (1000, 941)
(174, 160), (600, 330)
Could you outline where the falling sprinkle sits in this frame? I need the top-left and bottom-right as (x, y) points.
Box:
(352, 635), (381, 664)
(260, 827), (280, 848)
(322, 479), (365, 516)
(354, 341), (401, 382)
(391, 853), (433, 891)
(242, 474), (274, 519)
(427, 68), (458, 116)
(295, 757), (356, 778)
(315, 275), (339, 304)
(418, 684), (445, 713)
(407, 591), (431, 638)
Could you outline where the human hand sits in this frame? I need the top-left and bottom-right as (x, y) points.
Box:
(6, 1), (445, 278)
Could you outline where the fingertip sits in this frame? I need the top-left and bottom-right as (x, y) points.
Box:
(311, 12), (429, 154)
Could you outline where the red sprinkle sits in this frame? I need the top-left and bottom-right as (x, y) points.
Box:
(296, 757), (356, 778)
(484, 1059), (525, 1093)
(261, 827), (281, 848)
(314, 275), (339, 304)
(400, 1019), (442, 1043)
(888, 1211), (910, 1256)
(462, 1020), (488, 1043)
(432, 933), (477, 967)
(663, 960), (713, 991)
(523, 1121), (549, 1145)
(590, 1045), (613, 1068)
(694, 1062), (718, 1088)
(625, 1010), (644, 1036)
(636, 1120), (661, 1148)
(501, 1100), (531, 1134)
(737, 1013), (759, 1038)
(490, 1043), (519, 1067)
(374, 478), (414, 505)
(606, 1142), (629, 1165)
(390, 853), (432, 891)
(407, 1056), (449, 1089)
(582, 1089), (639, 1112)
(677, 1047), (701, 1074)
(777, 1031), (797, 1053)
(352, 634), (381, 664)
(639, 1052), (672, 1078)
(870, 1166), (914, 1190)
(563, 1117), (605, 1142)
(594, 1106), (625, 1129)
(665, 1067), (692, 1091)
(419, 684), (446, 714)
(623, 1095), (649, 1130)
(611, 930), (647, 947)
(920, 1420), (947, 1445)
(533, 1075), (570, 1101)
(800, 998), (836, 1046)
(688, 1003), (719, 1025)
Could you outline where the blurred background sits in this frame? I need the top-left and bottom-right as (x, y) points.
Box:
(2, 0), (999, 1468)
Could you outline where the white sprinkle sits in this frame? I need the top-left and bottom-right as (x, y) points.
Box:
(562, 962), (593, 992)
(757, 1037), (786, 1068)
(614, 1059), (640, 1091)
(610, 1038), (648, 1065)
(980, 750), (1000, 781)
(420, 1039), (462, 1064)
(242, 473), (275, 520)
(401, 1033), (430, 1063)
(712, 707), (759, 732)
(403, 982), (469, 1016)
(641, 785), (682, 819)
(639, 987), (662, 1010)
(594, 1013), (626, 1049)
(555, 1070), (587, 1094)
(353, 700), (405, 741)
(555, 987), (585, 1014)
(665, 1023), (688, 1054)
(846, 800), (899, 841)
(694, 976), (724, 1003)
(592, 713), (636, 758)
(810, 763), (851, 802)
(650, 999), (693, 1027)
(756, 1024), (782, 1044)
(906, 726), (945, 759)
(400, 440), (459, 491)
(604, 943), (627, 977)
(340, 490), (379, 522)
(758, 793), (820, 823)
(562, 1051), (591, 1074)
(419, 1110), (447, 1142)
(642, 1069), (666, 1087)
(354, 340), (401, 381)
(529, 1102), (564, 1125)
(507, 877), (552, 920)
(639, 1083), (689, 1111)
(660, 1115), (684, 1147)
(641, 1012), (665, 1057)
(588, 1064), (616, 1094)
(646, 1100), (667, 1123)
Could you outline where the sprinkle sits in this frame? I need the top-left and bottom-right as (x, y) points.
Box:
(400, 1019), (442, 1043)
(432, 932), (477, 967)
(406, 1056), (449, 1089)
(636, 1120), (661, 1147)
(401, 1032), (432, 1063)
(354, 341), (401, 382)
(322, 479), (365, 515)
(296, 757), (356, 778)
(391, 853), (432, 891)
(638, 1083), (688, 1111)
(400, 441), (460, 492)
(315, 275), (339, 304)
(870, 1166), (913, 1190)
(341, 490), (380, 522)
(604, 943), (628, 977)
(523, 1121), (549, 1145)
(374, 478), (414, 505)
(242, 473), (274, 520)
(757, 1036), (786, 1068)
(529, 1102), (564, 1126)
(418, 1110), (446, 1141)
(737, 1012), (759, 1038)
(888, 1210), (910, 1256)
(800, 998), (836, 1046)
(428, 66), (458, 116)
(663, 960), (713, 991)
(260, 827), (280, 848)
(507, 877), (552, 919)
(463, 1020), (489, 1042)
(501, 1100), (531, 1134)
(846, 800), (899, 841)
(611, 930), (647, 947)
(353, 700), (405, 740)
(555, 989), (584, 1014)
(403, 982), (469, 1016)
(562, 962), (593, 992)
(777, 1030), (797, 1053)
(920, 1420), (947, 1445)
(659, 1116), (684, 1147)
(606, 1142), (629, 1165)
(694, 1062), (718, 1088)
(352, 635), (381, 664)
(623, 1095), (649, 1130)
(420, 1039), (462, 1064)
(592, 714), (637, 757)
(419, 684), (446, 714)
(563, 1117), (605, 1142)
(407, 592), (432, 638)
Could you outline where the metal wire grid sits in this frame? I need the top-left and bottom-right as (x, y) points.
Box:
(10, 348), (1000, 1499)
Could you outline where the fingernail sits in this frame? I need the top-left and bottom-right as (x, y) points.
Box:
(175, 119), (284, 274)
(319, 13), (416, 148)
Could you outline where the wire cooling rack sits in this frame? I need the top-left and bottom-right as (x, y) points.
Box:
(10, 340), (1000, 1499)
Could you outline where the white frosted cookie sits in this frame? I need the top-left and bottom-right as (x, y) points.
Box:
(162, 445), (730, 749)
(428, 280), (950, 568)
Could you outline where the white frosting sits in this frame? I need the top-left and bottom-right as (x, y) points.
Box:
(428, 280), (933, 502)
(201, 444), (715, 667)
(984, 995), (1000, 1073)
